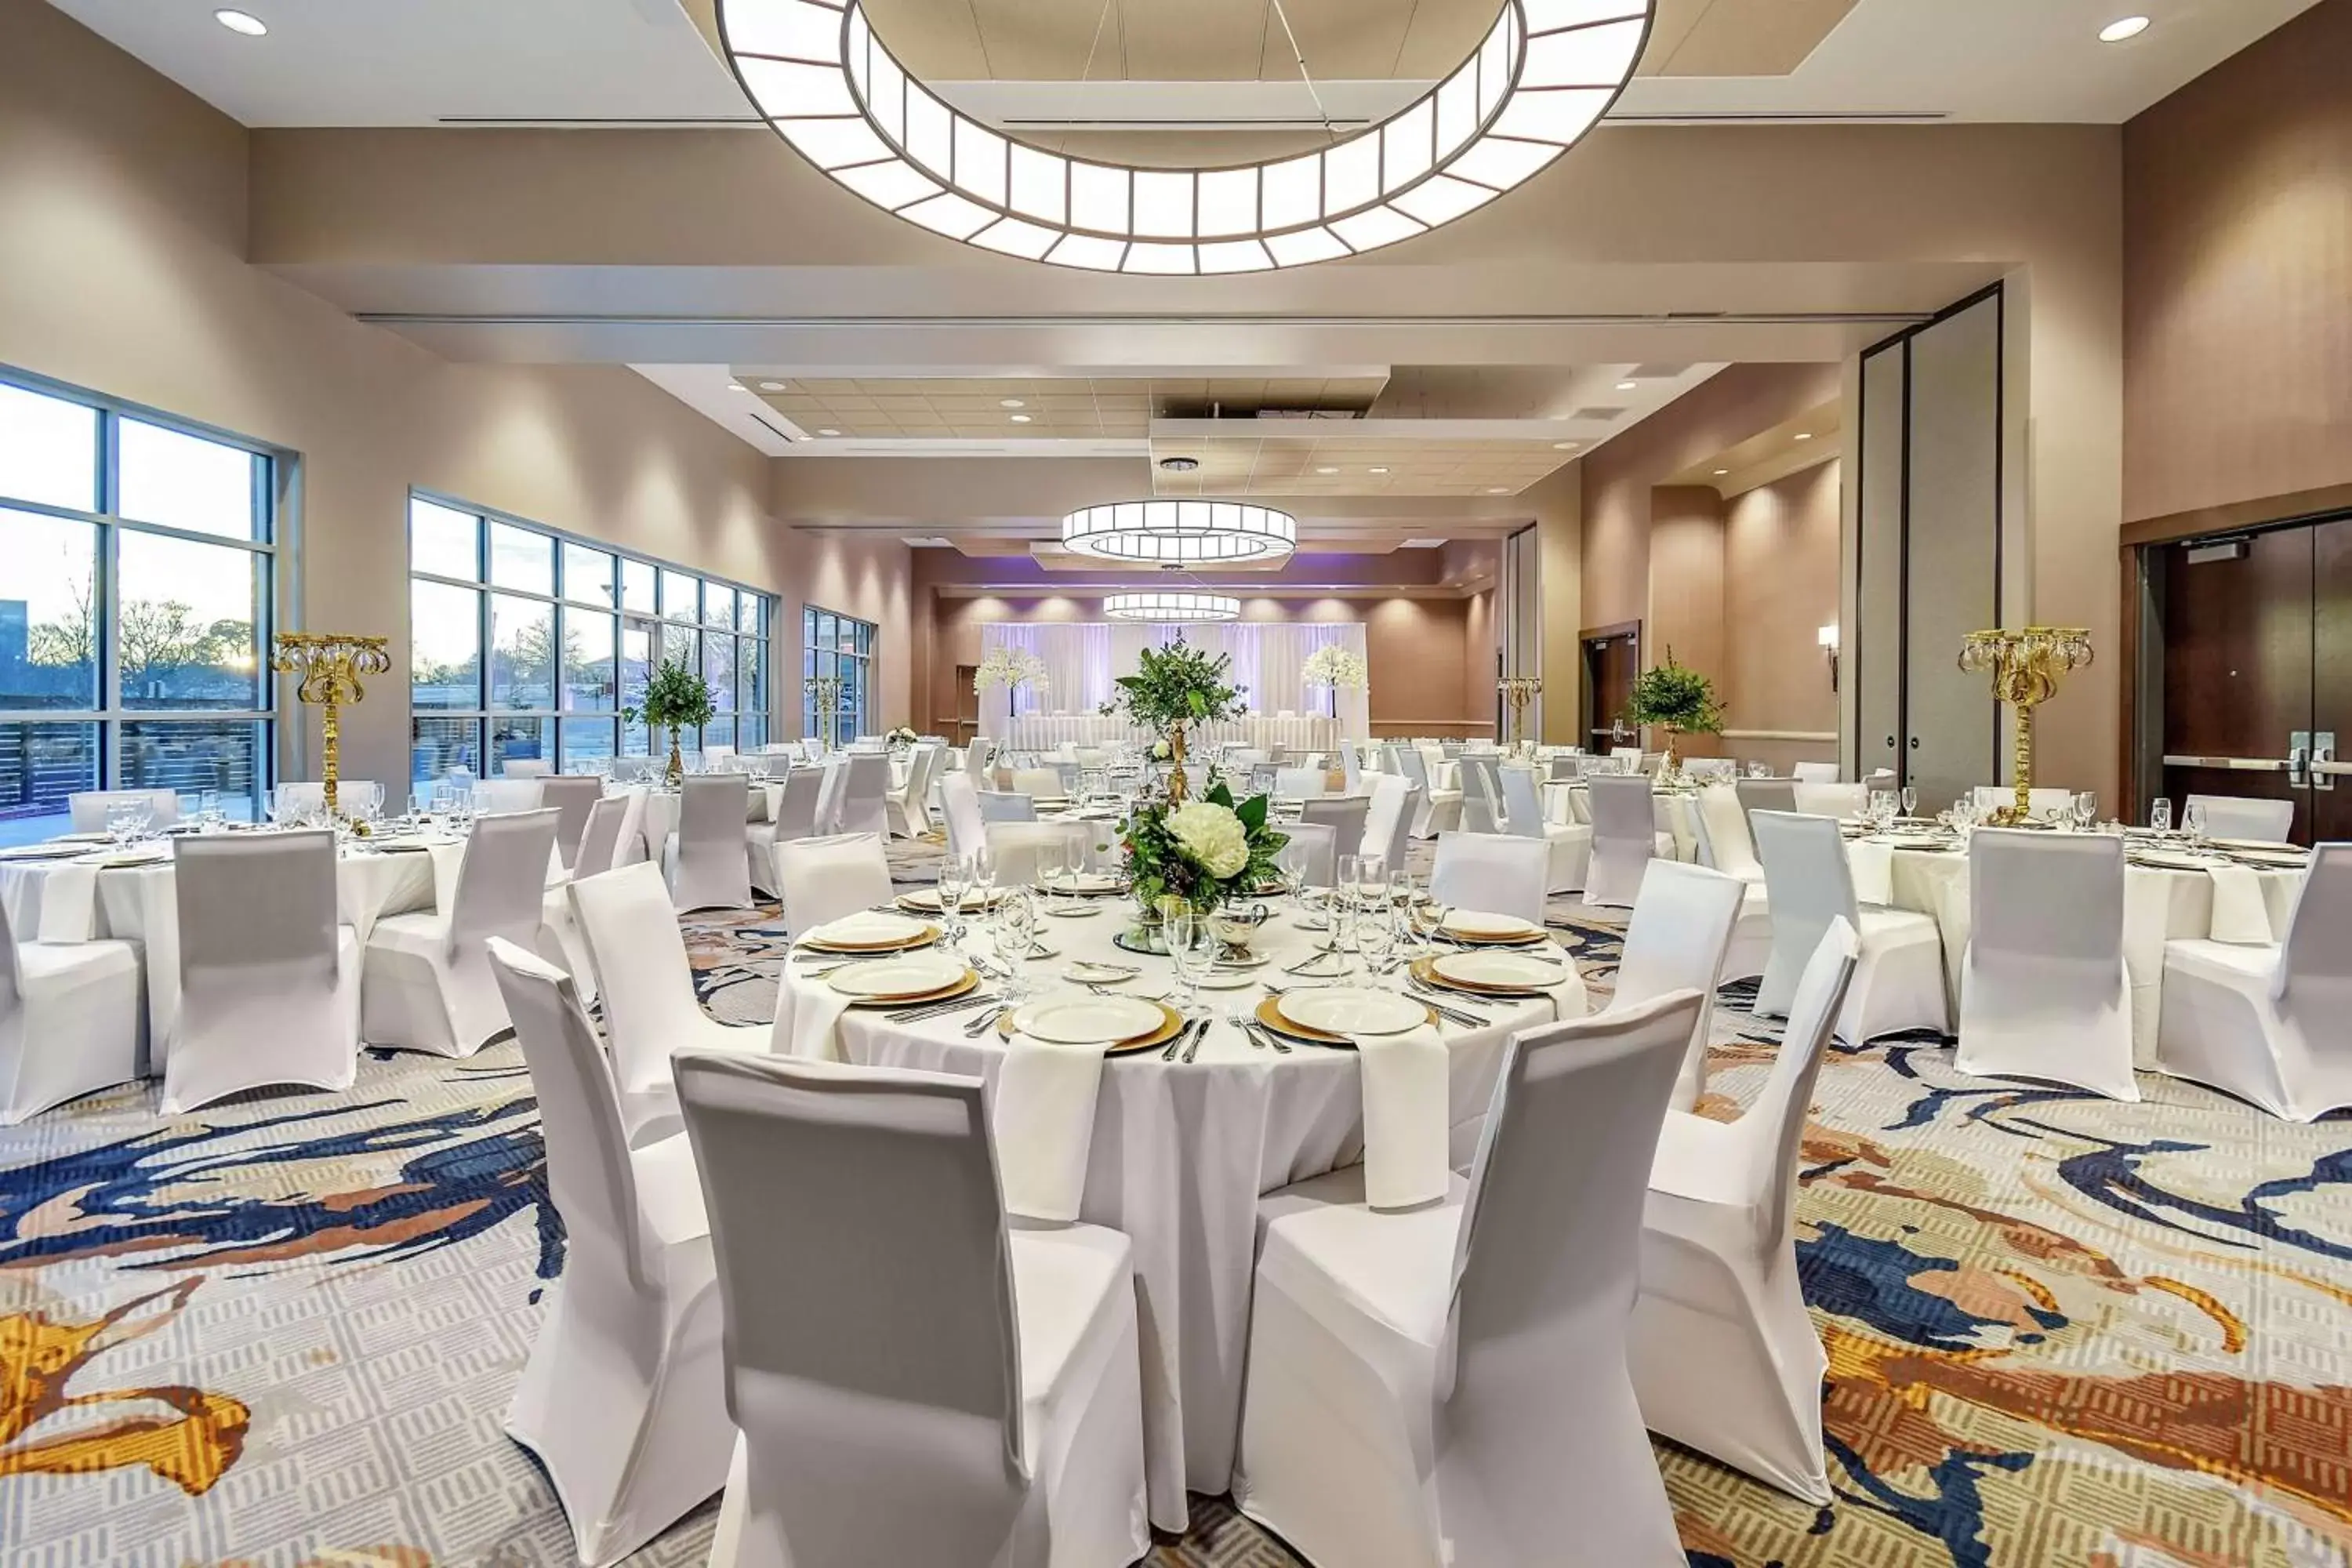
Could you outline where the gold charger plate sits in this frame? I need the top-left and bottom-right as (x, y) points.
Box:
(996, 998), (1184, 1057)
(800, 922), (943, 955)
(1416, 920), (1548, 948)
(1255, 993), (1437, 1049)
(846, 967), (979, 1008)
(1407, 953), (1563, 1000)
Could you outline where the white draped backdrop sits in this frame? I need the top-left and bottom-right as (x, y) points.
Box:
(976, 622), (1370, 740)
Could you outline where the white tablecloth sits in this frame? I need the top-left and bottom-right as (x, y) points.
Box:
(1846, 836), (2307, 1065)
(768, 899), (1578, 1530)
(999, 713), (1342, 757)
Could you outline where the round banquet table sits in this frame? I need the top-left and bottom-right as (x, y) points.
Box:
(767, 895), (1584, 1531)
(1845, 833), (2307, 1065)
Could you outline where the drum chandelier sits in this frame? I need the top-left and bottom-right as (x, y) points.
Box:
(1059, 499), (1298, 565)
(1103, 591), (1243, 624)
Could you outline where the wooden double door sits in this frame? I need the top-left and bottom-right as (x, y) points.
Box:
(2148, 515), (2352, 844)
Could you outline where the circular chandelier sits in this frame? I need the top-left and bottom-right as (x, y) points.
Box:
(1060, 499), (1297, 564)
(1104, 591), (1242, 624)
(716, 0), (1653, 274)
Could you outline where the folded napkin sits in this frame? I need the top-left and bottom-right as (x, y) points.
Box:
(804, 910), (922, 947)
(2205, 864), (2276, 946)
(1538, 964), (1591, 1021)
(1356, 1024), (1453, 1210)
(771, 971), (858, 1062)
(35, 862), (100, 944)
(1847, 839), (1895, 906)
(991, 1033), (1115, 1223)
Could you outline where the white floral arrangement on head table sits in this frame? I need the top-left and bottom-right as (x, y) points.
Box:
(1301, 643), (1370, 691)
(973, 646), (1050, 699)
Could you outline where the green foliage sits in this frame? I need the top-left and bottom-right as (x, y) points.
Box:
(1624, 647), (1725, 735)
(1098, 637), (1247, 735)
(1122, 778), (1288, 914)
(622, 655), (715, 732)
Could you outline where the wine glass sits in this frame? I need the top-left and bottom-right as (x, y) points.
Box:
(992, 890), (1036, 1002)
(2072, 792), (2099, 832)
(935, 853), (967, 951)
(1354, 852), (1386, 913)
(1900, 786), (1918, 820)
(1335, 855), (1361, 907)
(105, 799), (140, 849)
(969, 847), (996, 910)
(1167, 909), (1215, 1011)
(1355, 902), (1398, 974)
(2151, 797), (2173, 833)
(1036, 841), (1065, 913)
(2183, 800), (2209, 847)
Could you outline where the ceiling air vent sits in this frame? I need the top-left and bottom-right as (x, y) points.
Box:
(1572, 406), (1627, 422)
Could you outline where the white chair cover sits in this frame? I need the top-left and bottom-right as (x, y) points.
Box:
(750, 768), (825, 898)
(984, 821), (1091, 887)
(1691, 782), (1773, 982)
(485, 938), (732, 1565)
(1428, 832), (1549, 926)
(67, 789), (180, 833)
(887, 742), (945, 837)
(1607, 859), (1745, 1110)
(1359, 775), (1417, 883)
(569, 861), (767, 1146)
(1297, 795), (1369, 866)
(162, 829), (361, 1112)
(365, 807), (565, 1057)
(775, 833), (893, 936)
(1585, 775), (1668, 909)
(0, 887), (141, 1124)
(978, 789), (1039, 824)
(811, 757), (848, 834)
(673, 1052), (1150, 1568)
(672, 775), (754, 913)
(1955, 828), (2136, 1100)
(1341, 743), (1364, 793)
(503, 758), (555, 779)
(1750, 811), (1947, 1045)
(1734, 778), (1798, 818)
(1631, 920), (1859, 1503)
(2184, 793), (2296, 842)
(1388, 745), (1461, 840)
(1500, 764), (1592, 895)
(939, 771), (987, 862)
(538, 776), (605, 870)
(1236, 990), (1703, 1568)
(964, 737), (997, 783)
(475, 778), (545, 815)
(2158, 841), (2352, 1120)
(1451, 756), (1499, 835)
(1791, 761), (1838, 783)
(1273, 767), (1327, 801)
(832, 753), (891, 838)
(1009, 767), (1064, 801)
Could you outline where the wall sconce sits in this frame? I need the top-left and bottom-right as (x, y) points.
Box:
(1818, 624), (1841, 691)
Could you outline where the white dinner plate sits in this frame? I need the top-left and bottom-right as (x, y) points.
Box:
(897, 887), (1005, 913)
(1196, 968), (1256, 990)
(2211, 837), (2300, 854)
(1441, 909), (1542, 942)
(1011, 994), (1164, 1046)
(804, 910), (930, 949)
(2231, 848), (2308, 867)
(2132, 850), (2216, 871)
(1278, 986), (1428, 1037)
(1432, 949), (1571, 991)
(1040, 870), (1122, 895)
(826, 952), (967, 999)
(0, 843), (86, 860)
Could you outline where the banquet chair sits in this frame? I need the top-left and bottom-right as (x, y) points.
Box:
(978, 789), (1039, 825)
(811, 757), (848, 834)
(1682, 757), (1736, 781)
(939, 771), (986, 862)
(1340, 742), (1364, 793)
(67, 788), (180, 833)
(1631, 920), (1858, 1503)
(1273, 766), (1327, 801)
(2158, 842), (2352, 1120)
(1234, 990), (1702, 1568)
(569, 862), (766, 1146)
(1749, 811), (1946, 1044)
(750, 768), (823, 898)
(1953, 829), (2136, 1100)
(675, 1051), (1149, 1568)
(1791, 761), (1839, 784)
(1606, 860), (1746, 1110)
(539, 775), (605, 871)
(964, 737), (997, 785)
(886, 742), (944, 838)
(1500, 763), (1592, 895)
(1388, 744), (1461, 840)
(1691, 782), (1773, 981)
(573, 793), (641, 881)
(1428, 831), (1549, 927)
(1010, 766), (1065, 802)
(1584, 775), (1675, 909)
(485, 939), (731, 1566)
(0, 887), (142, 1124)
(1455, 756), (1504, 835)
(834, 753), (893, 838)
(1970, 786), (2074, 820)
(1298, 795), (1369, 867)
(1733, 778), (1798, 819)
(670, 774), (754, 914)
(1793, 782), (1865, 820)
(1611, 745), (1644, 768)
(474, 778), (545, 815)
(503, 758), (555, 779)
(984, 821), (1091, 888)
(365, 807), (566, 1057)
(773, 833), (893, 936)
(2184, 793), (2296, 843)
(1359, 775), (1417, 884)
(161, 830), (361, 1113)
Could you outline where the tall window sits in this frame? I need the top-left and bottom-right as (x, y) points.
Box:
(0, 372), (278, 845)
(408, 495), (771, 785)
(803, 605), (876, 748)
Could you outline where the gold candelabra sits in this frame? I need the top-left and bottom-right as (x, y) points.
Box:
(1957, 626), (2092, 826)
(271, 632), (393, 818)
(1497, 675), (1544, 748)
(808, 674), (845, 753)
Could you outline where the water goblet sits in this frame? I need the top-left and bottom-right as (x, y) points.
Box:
(1900, 786), (1918, 819)
(105, 800), (140, 849)
(2151, 797), (2173, 833)
(1355, 905), (1398, 975)
(1036, 841), (1065, 913)
(935, 856), (968, 952)
(2183, 800), (2209, 847)
(992, 891), (1036, 1003)
(1167, 910), (1215, 1011)
(2072, 792), (2099, 832)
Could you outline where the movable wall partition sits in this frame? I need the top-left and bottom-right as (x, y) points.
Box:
(1852, 285), (2012, 812)
(1500, 524), (1542, 743)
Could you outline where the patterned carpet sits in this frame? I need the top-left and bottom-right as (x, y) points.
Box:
(3, 838), (2349, 1568)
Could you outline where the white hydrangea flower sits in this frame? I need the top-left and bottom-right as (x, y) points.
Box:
(1167, 800), (1249, 879)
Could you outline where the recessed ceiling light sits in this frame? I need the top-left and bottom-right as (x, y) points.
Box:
(1000, 398), (1025, 408)
(1615, 380), (1638, 391)
(1713, 468), (1730, 476)
(1368, 466), (1390, 474)
(2099, 15), (2151, 42)
(1315, 466), (1339, 475)
(728, 383), (747, 393)
(214, 8), (267, 34)
(760, 380), (786, 391)
(1009, 413), (1033, 423)
(1552, 441), (1580, 451)
(1486, 486), (1511, 495)
(816, 427), (840, 437)
(1793, 432), (1813, 441)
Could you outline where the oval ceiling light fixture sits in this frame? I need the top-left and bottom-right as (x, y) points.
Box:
(1060, 499), (1297, 564)
(1104, 590), (1243, 624)
(2098, 15), (2151, 42)
(717, 0), (1653, 274)
(215, 8), (268, 34)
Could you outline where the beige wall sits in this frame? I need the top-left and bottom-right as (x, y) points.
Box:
(1646, 485), (1730, 758)
(1724, 462), (1842, 772)
(0, 0), (913, 789)
(2124, 0), (2352, 524)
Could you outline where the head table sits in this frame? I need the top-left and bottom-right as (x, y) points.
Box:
(767, 890), (1587, 1533)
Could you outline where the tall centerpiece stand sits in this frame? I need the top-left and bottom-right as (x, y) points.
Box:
(271, 631), (392, 820)
(1624, 647), (1724, 781)
(807, 673), (845, 755)
(623, 656), (716, 787)
(1497, 673), (1543, 757)
(1958, 626), (2092, 826)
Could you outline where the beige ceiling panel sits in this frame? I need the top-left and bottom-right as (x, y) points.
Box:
(1632, 0), (1708, 76)
(1119, 0), (1282, 84)
(1654, 0), (1862, 77)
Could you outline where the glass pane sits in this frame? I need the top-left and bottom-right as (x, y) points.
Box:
(703, 716), (735, 752)
(738, 593), (764, 634)
(490, 593), (554, 710)
(410, 499), (480, 579)
(562, 541), (615, 606)
(562, 609), (616, 710)
(410, 715), (481, 786)
(703, 584), (736, 629)
(661, 569), (699, 622)
(0, 383), (99, 513)
(0, 720), (100, 847)
(1, 508), (101, 709)
(117, 419), (263, 541)
(489, 521), (553, 596)
(620, 720), (651, 758)
(492, 715), (552, 773)
(703, 631), (737, 712)
(411, 579), (481, 710)
(662, 620), (697, 671)
(121, 718), (264, 822)
(621, 559), (656, 615)
(620, 619), (653, 713)
(559, 718), (616, 773)
(118, 532), (265, 711)
(739, 713), (767, 751)
(742, 637), (768, 720)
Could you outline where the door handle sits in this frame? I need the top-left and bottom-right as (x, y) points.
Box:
(2161, 754), (2292, 771)
(2317, 732), (2338, 791)
(2290, 731), (2310, 788)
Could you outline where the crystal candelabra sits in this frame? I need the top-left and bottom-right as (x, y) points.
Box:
(808, 674), (844, 753)
(1957, 626), (2092, 826)
(1497, 675), (1544, 749)
(271, 632), (393, 818)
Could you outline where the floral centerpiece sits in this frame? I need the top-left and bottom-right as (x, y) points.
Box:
(1300, 643), (1369, 717)
(885, 725), (918, 749)
(622, 656), (715, 786)
(1121, 779), (1287, 923)
(974, 645), (1050, 720)
(1622, 646), (1724, 778)
(1096, 636), (1245, 801)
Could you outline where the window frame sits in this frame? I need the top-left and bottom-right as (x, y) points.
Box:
(803, 603), (877, 749)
